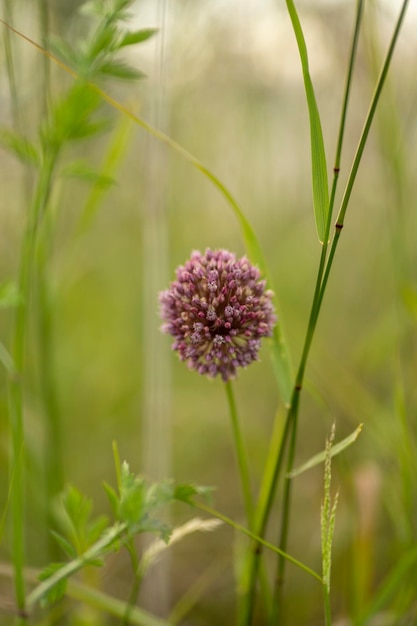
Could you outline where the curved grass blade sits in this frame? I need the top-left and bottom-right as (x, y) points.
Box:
(0, 19), (294, 402)
(285, 0), (329, 243)
(195, 501), (322, 583)
(288, 423), (363, 478)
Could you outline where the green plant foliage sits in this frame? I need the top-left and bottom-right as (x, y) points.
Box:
(0, 129), (40, 166)
(54, 485), (110, 556)
(61, 160), (115, 188)
(118, 28), (158, 48)
(285, 0), (329, 243)
(38, 563), (68, 607)
(31, 459), (213, 611)
(52, 0), (156, 83)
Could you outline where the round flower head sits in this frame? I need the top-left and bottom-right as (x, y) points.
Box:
(159, 249), (276, 381)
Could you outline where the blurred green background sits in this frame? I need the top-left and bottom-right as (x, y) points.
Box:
(1, 1), (417, 624)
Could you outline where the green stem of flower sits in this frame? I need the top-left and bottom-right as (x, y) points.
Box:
(225, 381), (253, 528)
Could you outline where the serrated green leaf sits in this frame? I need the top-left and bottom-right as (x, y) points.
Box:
(145, 481), (174, 513)
(63, 485), (93, 530)
(119, 476), (146, 525)
(173, 484), (214, 505)
(49, 36), (79, 70)
(103, 481), (119, 518)
(88, 25), (118, 59)
(58, 485), (94, 552)
(286, 0), (329, 243)
(87, 514), (109, 545)
(51, 531), (77, 559)
(44, 83), (105, 147)
(38, 563), (67, 606)
(0, 281), (21, 309)
(138, 518), (172, 544)
(98, 60), (146, 80)
(0, 129), (40, 167)
(288, 423), (363, 478)
(118, 28), (158, 48)
(61, 160), (114, 189)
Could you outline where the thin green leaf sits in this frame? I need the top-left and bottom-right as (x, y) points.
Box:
(118, 28), (158, 48)
(285, 0), (329, 243)
(98, 60), (146, 80)
(61, 160), (114, 188)
(88, 25), (117, 60)
(0, 129), (39, 166)
(288, 423), (363, 478)
(43, 82), (106, 147)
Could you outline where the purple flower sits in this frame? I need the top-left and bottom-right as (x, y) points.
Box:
(159, 249), (276, 382)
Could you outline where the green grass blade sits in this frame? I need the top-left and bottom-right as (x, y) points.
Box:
(196, 502), (322, 583)
(288, 423), (363, 478)
(285, 0), (329, 243)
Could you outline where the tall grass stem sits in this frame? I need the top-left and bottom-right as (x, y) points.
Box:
(8, 149), (57, 622)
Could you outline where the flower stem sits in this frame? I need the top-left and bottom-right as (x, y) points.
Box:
(225, 381), (253, 528)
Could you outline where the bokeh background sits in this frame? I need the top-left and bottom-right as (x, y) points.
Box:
(1, 1), (417, 624)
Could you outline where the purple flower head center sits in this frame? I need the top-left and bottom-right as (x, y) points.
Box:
(159, 249), (276, 381)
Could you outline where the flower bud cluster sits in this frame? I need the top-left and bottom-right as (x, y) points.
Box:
(159, 249), (276, 381)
